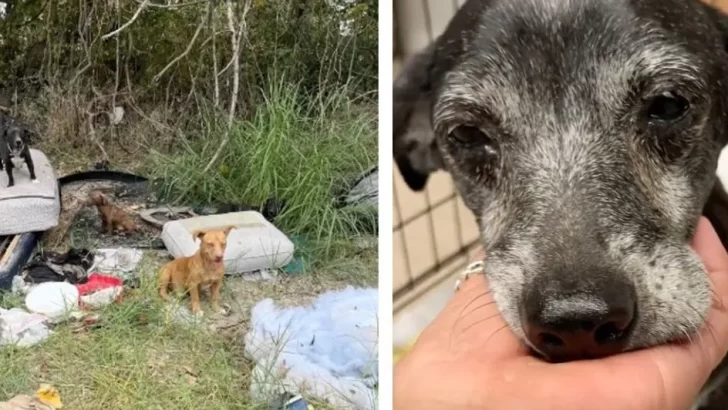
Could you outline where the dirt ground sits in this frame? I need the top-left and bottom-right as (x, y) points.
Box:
(43, 176), (377, 331)
(44, 179), (166, 251)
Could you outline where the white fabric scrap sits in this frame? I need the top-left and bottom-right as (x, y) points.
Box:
(0, 308), (50, 347)
(80, 286), (123, 309)
(90, 248), (143, 280)
(11, 275), (32, 295)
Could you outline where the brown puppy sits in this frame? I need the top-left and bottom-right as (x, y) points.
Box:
(85, 190), (137, 234)
(157, 227), (232, 315)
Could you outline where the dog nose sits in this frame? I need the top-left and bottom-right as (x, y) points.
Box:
(14, 140), (21, 147)
(521, 282), (636, 361)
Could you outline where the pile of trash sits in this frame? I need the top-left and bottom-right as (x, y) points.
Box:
(1, 247), (143, 346)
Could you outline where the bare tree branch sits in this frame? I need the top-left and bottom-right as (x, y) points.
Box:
(113, 0), (121, 110)
(101, 0), (149, 40)
(151, 2), (211, 83)
(199, 0), (251, 177)
(135, 0), (207, 8)
(225, 0), (246, 125)
(211, 2), (220, 107)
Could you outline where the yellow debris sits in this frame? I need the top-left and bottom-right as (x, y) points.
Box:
(34, 385), (62, 409)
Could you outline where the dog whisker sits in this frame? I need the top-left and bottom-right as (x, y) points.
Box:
(394, 0), (728, 404)
(484, 324), (511, 348)
(455, 313), (503, 337)
(456, 290), (493, 316)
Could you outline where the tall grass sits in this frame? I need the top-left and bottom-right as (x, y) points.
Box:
(150, 77), (377, 266)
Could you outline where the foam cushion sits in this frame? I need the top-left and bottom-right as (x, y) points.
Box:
(0, 149), (60, 236)
(161, 211), (295, 275)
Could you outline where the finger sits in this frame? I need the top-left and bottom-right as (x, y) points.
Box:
(692, 216), (728, 273)
(587, 217), (728, 409)
(434, 266), (526, 359)
(684, 217), (728, 367)
(491, 218), (728, 410)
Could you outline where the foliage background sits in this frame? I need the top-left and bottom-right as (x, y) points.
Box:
(0, 0), (378, 263)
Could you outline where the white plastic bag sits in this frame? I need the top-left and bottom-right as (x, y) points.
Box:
(0, 308), (50, 347)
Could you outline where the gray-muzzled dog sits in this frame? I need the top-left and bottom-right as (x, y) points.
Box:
(394, 0), (728, 407)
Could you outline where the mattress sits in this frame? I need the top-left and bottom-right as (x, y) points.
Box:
(0, 149), (60, 236)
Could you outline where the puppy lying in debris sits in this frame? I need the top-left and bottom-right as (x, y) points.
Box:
(85, 190), (137, 235)
(157, 227), (232, 316)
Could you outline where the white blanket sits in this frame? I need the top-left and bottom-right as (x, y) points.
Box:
(244, 286), (378, 410)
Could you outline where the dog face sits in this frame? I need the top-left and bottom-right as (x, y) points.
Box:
(395, 0), (728, 360)
(86, 191), (109, 206)
(196, 227), (232, 264)
(3, 126), (25, 157)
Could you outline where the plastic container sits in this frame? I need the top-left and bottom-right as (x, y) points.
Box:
(161, 211), (295, 275)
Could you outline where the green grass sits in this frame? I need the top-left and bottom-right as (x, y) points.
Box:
(0, 254), (374, 409)
(0, 263), (255, 409)
(1, 75), (378, 409)
(149, 78), (378, 269)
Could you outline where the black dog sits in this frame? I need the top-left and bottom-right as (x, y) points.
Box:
(0, 123), (37, 187)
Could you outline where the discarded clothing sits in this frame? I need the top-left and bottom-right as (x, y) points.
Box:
(11, 276), (32, 295)
(76, 274), (124, 309)
(80, 286), (123, 310)
(90, 248), (143, 283)
(0, 308), (50, 347)
(21, 248), (93, 285)
(76, 273), (123, 295)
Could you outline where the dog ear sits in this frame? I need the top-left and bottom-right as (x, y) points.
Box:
(393, 43), (444, 192)
(701, 3), (728, 146)
(703, 180), (728, 250)
(94, 192), (108, 205)
(703, 2), (728, 47)
(23, 128), (37, 143)
(222, 226), (234, 236)
(194, 231), (207, 241)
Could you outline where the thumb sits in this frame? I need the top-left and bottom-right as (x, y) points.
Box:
(425, 252), (525, 359)
(681, 216), (728, 371)
(692, 216), (728, 277)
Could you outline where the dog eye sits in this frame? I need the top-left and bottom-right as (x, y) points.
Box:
(646, 92), (689, 122)
(447, 125), (488, 145)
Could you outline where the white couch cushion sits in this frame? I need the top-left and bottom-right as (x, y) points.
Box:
(161, 211), (295, 275)
(0, 149), (60, 236)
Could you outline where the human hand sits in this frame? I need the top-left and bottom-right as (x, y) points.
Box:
(394, 217), (728, 410)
